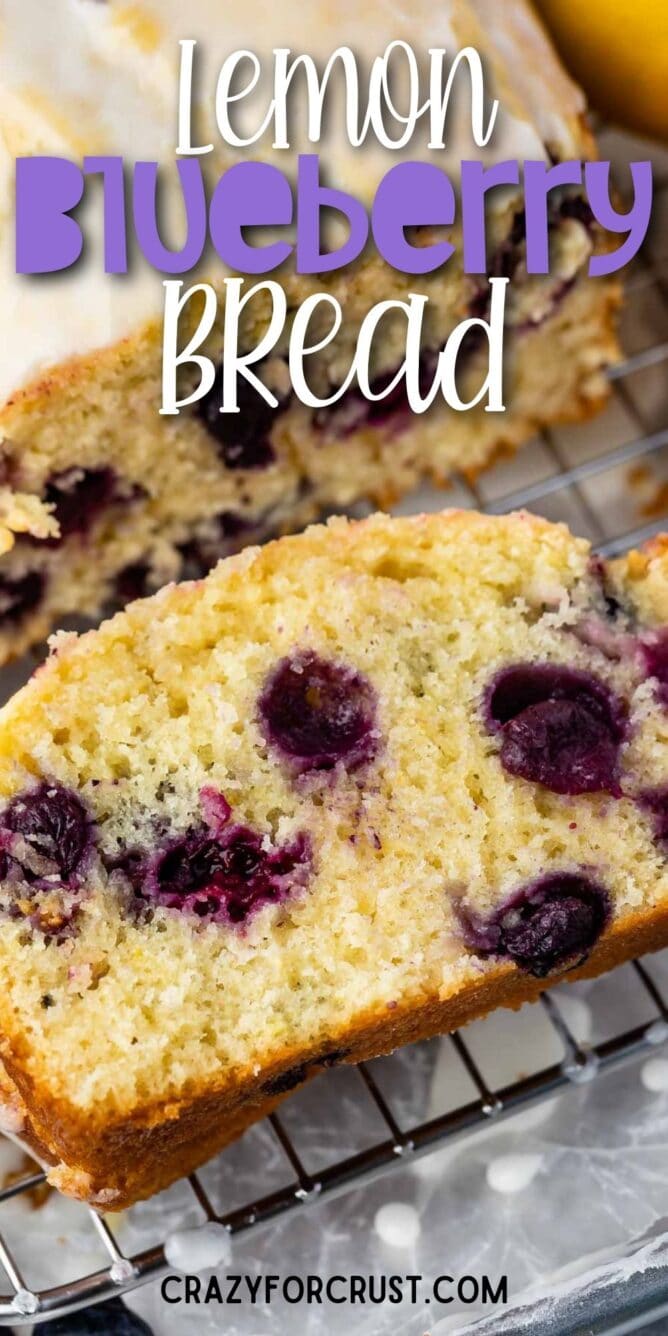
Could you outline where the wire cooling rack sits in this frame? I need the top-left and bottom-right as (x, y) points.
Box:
(0, 144), (667, 1329)
(1, 963), (668, 1326)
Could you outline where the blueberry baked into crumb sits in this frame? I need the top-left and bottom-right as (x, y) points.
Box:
(0, 509), (667, 1210)
(0, 0), (620, 664)
(459, 872), (611, 978)
(258, 651), (379, 775)
(483, 664), (627, 796)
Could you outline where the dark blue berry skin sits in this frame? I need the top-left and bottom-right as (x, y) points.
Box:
(258, 650), (379, 774)
(0, 783), (92, 939)
(587, 555), (635, 626)
(113, 789), (312, 929)
(0, 570), (44, 626)
(43, 468), (117, 545)
(143, 824), (311, 927)
(459, 872), (611, 978)
(484, 663), (627, 796)
(3, 783), (91, 881)
(40, 1297), (154, 1335)
(197, 365), (288, 469)
(113, 562), (152, 603)
(263, 1048), (350, 1095)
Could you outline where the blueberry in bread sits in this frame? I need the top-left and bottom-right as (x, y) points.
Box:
(0, 0), (619, 662)
(0, 510), (666, 1207)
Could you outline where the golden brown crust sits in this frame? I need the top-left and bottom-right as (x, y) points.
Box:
(0, 318), (164, 426)
(0, 1061), (289, 1205)
(3, 899), (666, 1209)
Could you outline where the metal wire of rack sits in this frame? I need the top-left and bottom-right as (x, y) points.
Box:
(2, 962), (668, 1326)
(0, 155), (667, 1330)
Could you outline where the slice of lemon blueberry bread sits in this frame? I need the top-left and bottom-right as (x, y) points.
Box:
(0, 509), (666, 1208)
(0, 0), (619, 663)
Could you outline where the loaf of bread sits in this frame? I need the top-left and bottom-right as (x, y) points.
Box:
(0, 0), (619, 663)
(0, 509), (666, 1207)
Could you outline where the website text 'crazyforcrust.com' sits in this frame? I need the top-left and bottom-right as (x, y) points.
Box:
(160, 1270), (509, 1308)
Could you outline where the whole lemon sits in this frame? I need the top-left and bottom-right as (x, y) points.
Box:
(535, 0), (668, 141)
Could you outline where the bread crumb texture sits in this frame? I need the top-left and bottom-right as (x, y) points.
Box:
(0, 510), (665, 1137)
